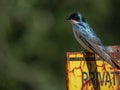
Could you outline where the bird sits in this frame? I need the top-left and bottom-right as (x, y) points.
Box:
(67, 12), (120, 69)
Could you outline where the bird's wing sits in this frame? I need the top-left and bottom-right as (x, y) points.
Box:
(81, 35), (120, 69)
(78, 23), (103, 45)
(77, 24), (120, 69)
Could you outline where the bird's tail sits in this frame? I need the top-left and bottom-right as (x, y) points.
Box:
(99, 49), (120, 69)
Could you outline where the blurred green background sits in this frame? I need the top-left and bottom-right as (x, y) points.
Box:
(0, 0), (120, 90)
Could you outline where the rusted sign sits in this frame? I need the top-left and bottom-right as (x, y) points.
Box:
(66, 46), (120, 90)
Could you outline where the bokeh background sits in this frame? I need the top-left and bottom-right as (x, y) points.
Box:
(0, 0), (120, 90)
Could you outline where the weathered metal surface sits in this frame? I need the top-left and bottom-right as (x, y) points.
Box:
(106, 46), (120, 59)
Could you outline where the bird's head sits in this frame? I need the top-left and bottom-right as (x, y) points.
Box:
(67, 12), (86, 24)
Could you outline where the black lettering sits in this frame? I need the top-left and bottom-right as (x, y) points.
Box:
(105, 72), (112, 85)
(98, 72), (105, 85)
(89, 72), (95, 86)
(118, 72), (120, 85)
(111, 72), (116, 85)
(82, 72), (88, 85)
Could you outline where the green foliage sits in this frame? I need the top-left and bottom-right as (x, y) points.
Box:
(0, 0), (120, 90)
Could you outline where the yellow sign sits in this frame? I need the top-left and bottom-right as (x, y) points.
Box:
(66, 52), (120, 90)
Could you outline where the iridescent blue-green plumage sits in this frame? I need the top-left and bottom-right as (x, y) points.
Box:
(67, 12), (120, 69)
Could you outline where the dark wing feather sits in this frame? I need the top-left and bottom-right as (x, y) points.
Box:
(78, 24), (120, 69)
(78, 23), (103, 45)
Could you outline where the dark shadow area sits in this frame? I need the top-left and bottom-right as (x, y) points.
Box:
(84, 51), (100, 90)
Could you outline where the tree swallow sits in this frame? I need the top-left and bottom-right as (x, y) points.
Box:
(67, 12), (120, 69)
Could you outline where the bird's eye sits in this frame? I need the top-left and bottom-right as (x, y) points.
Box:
(74, 15), (80, 22)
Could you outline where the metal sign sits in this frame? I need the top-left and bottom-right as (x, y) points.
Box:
(66, 46), (120, 90)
